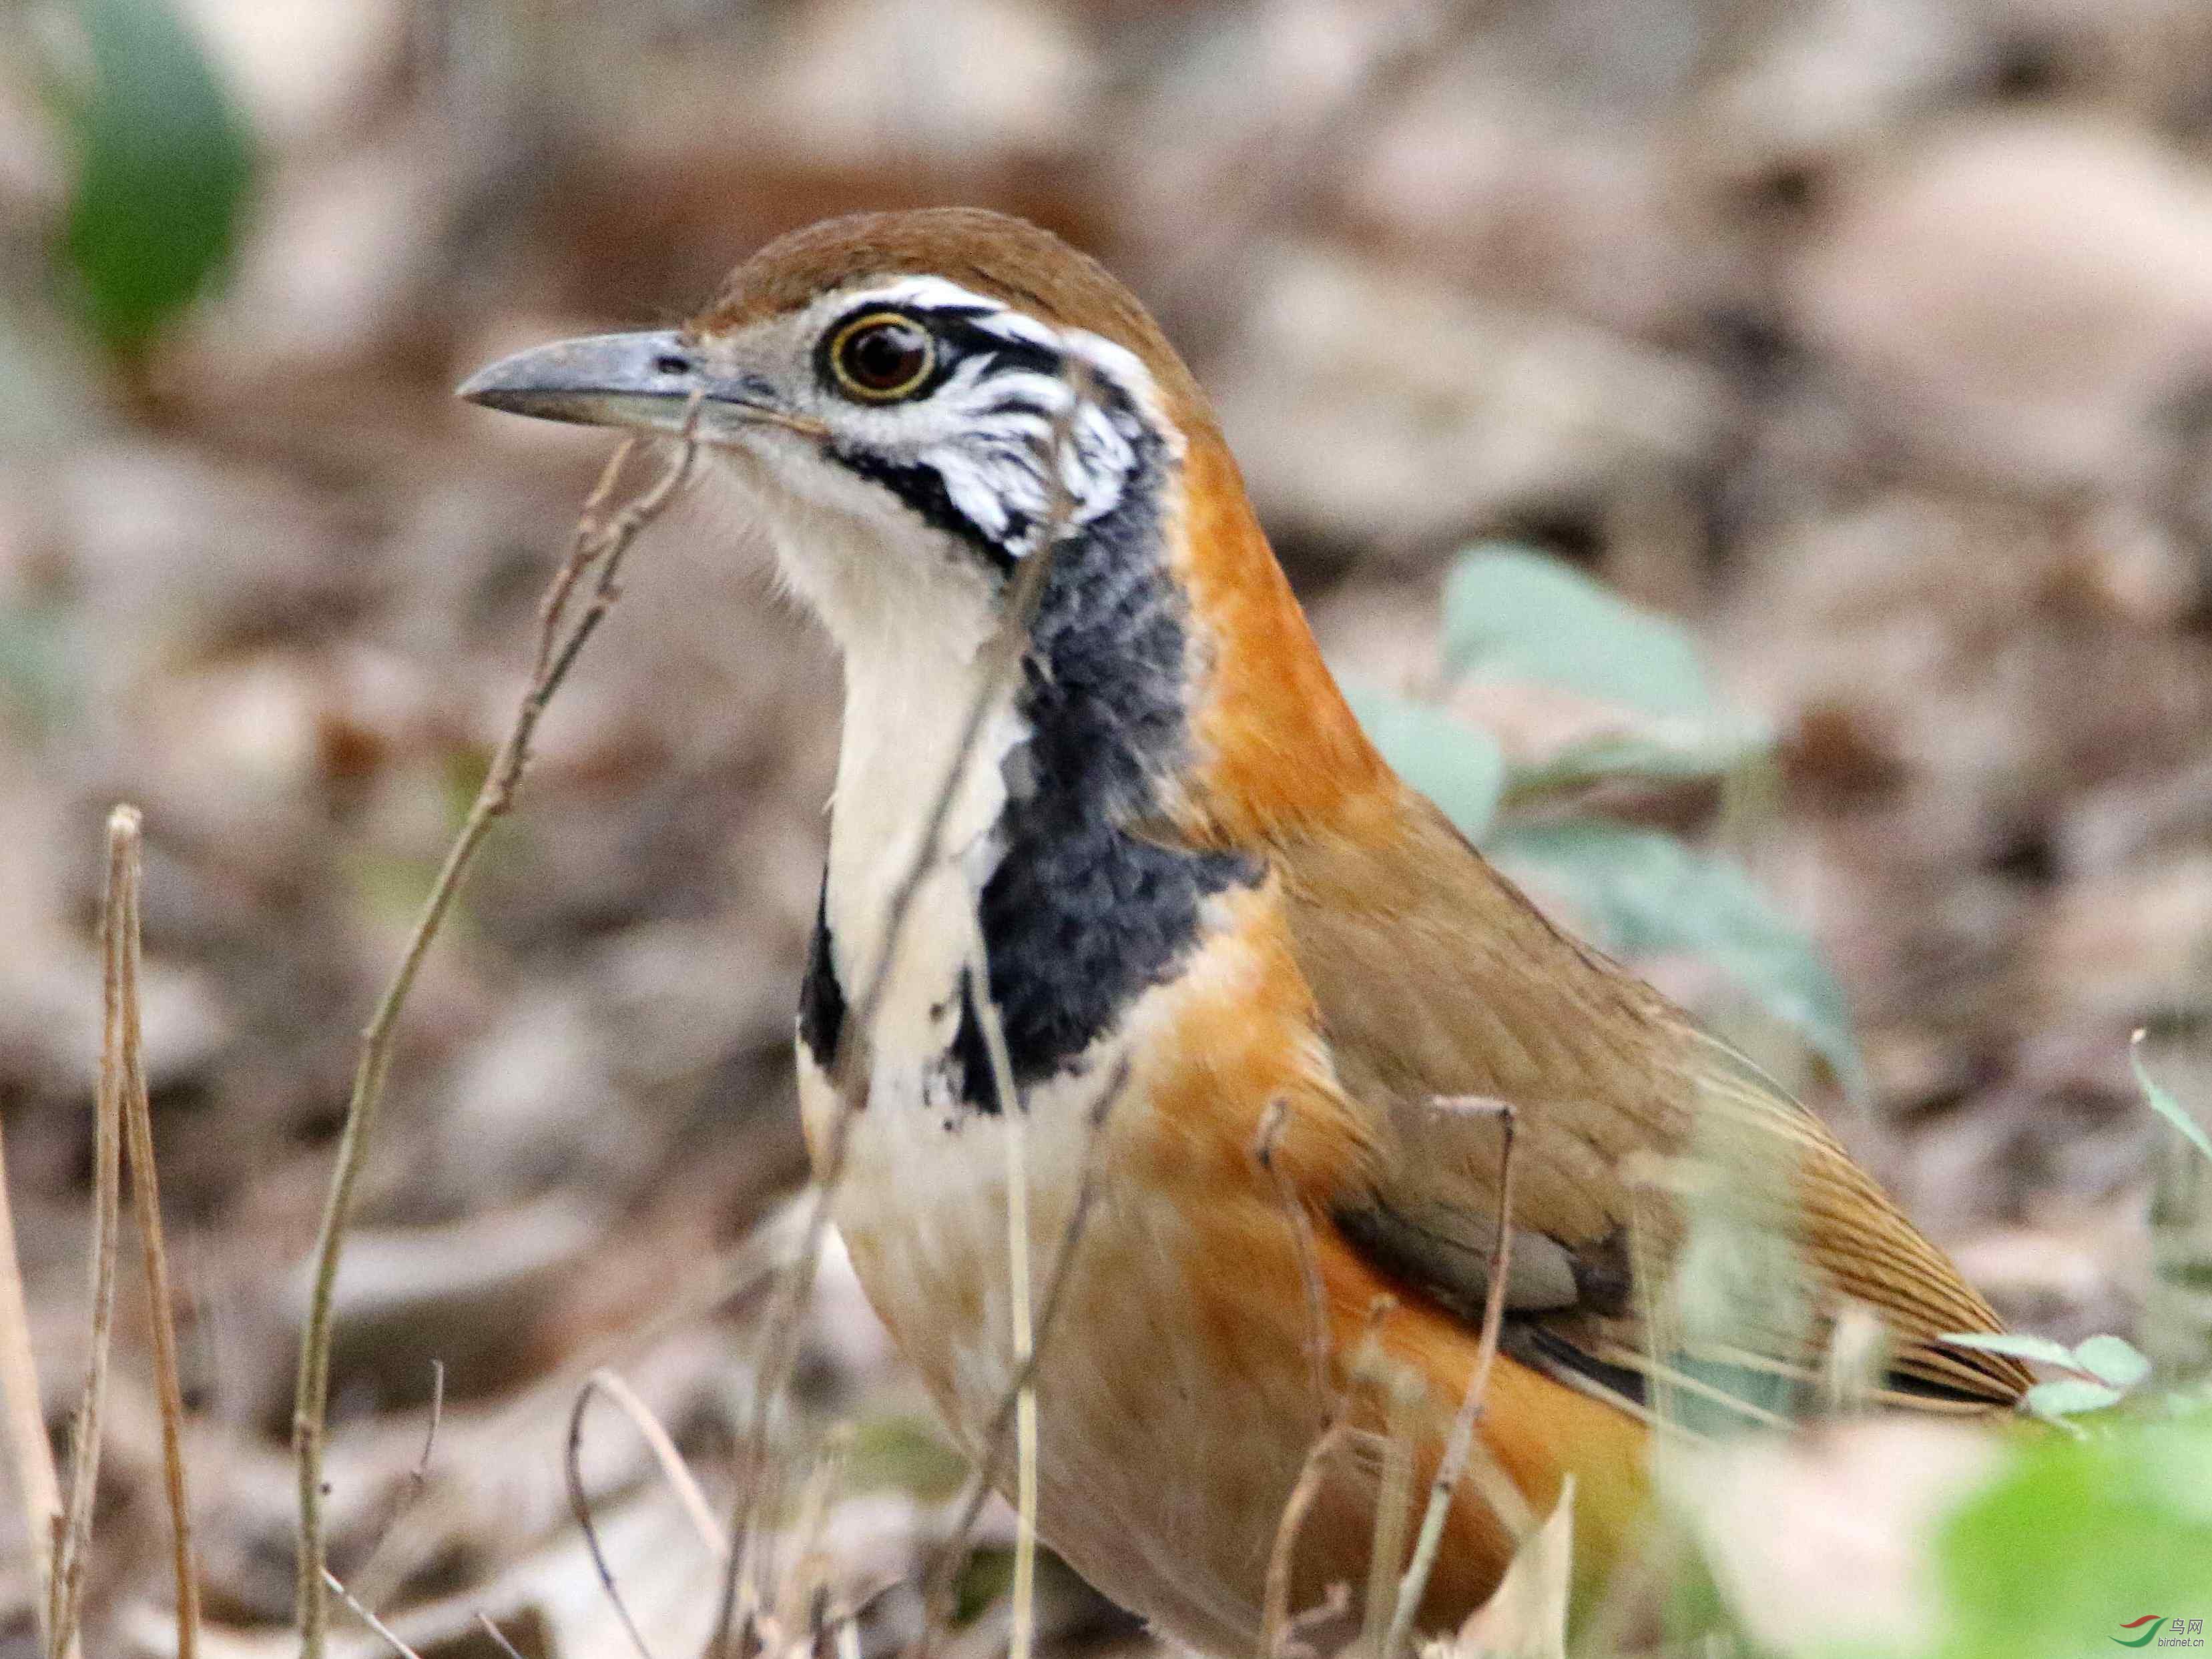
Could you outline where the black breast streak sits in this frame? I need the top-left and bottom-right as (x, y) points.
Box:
(971, 404), (1261, 1097)
(797, 880), (846, 1074)
(806, 336), (1262, 1116)
(946, 966), (1001, 1115)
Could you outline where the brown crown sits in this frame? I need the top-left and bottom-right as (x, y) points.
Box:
(692, 208), (1207, 418)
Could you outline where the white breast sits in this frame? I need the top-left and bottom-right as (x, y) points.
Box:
(802, 1038), (1293, 1656)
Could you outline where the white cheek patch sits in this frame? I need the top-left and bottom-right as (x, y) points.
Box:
(816, 276), (1173, 560)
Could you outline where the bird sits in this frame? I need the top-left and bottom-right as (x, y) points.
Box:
(459, 207), (2030, 1650)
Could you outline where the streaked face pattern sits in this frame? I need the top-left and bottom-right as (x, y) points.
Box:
(457, 244), (1249, 1103)
(699, 275), (1169, 576)
(809, 277), (1153, 563)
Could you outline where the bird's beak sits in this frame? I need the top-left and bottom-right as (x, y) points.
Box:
(457, 329), (814, 439)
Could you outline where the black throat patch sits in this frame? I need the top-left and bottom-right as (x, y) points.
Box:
(966, 415), (1260, 1103)
(797, 398), (1261, 1112)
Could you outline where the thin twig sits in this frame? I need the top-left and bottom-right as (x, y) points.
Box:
(712, 359), (1098, 1659)
(1360, 1369), (1422, 1659)
(529, 446), (638, 683)
(1260, 1299), (1394, 1659)
(475, 1613), (531, 1659)
(48, 811), (137, 1659)
(777, 1423), (851, 1647)
(576, 1367), (730, 1560)
(346, 1221), (786, 1615)
(566, 1377), (660, 1659)
(0, 1114), (63, 1654)
(324, 1569), (425, 1659)
(109, 807), (202, 1659)
(351, 1359), (445, 1600)
(1007, 1106), (1041, 1659)
(1254, 1101), (1332, 1431)
(962, 925), (1039, 1659)
(1262, 1419), (1349, 1659)
(293, 402), (702, 1655)
(1384, 1099), (1518, 1658)
(912, 1059), (1129, 1659)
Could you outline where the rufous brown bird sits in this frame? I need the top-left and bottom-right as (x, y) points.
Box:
(460, 208), (2030, 1650)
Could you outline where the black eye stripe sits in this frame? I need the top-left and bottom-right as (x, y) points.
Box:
(932, 320), (1061, 380)
(814, 303), (1069, 402)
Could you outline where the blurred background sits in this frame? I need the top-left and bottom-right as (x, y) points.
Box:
(4, 0), (2212, 1652)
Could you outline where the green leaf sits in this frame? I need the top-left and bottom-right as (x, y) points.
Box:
(1938, 1417), (2212, 1659)
(842, 1413), (968, 1502)
(1938, 1331), (2081, 1371)
(1442, 546), (1719, 723)
(1488, 821), (1864, 1094)
(2071, 1334), (2153, 1392)
(1341, 680), (1506, 842)
(0, 604), (80, 730)
(2134, 1032), (2212, 1167)
(2023, 1377), (2126, 1423)
(1502, 731), (1759, 803)
(57, 0), (254, 355)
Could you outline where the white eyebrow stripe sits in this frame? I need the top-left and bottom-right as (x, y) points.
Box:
(832, 275), (1177, 452)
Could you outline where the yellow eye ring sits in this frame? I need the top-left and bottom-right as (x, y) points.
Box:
(828, 312), (936, 402)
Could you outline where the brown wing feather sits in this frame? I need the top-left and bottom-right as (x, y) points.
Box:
(1272, 791), (2030, 1413)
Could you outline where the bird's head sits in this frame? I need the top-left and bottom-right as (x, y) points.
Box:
(461, 208), (1384, 842)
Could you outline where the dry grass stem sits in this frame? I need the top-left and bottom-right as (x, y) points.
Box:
(1254, 1100), (1333, 1430)
(293, 406), (702, 1655)
(577, 1367), (730, 1560)
(774, 1423), (851, 1646)
(348, 1224), (787, 1615)
(712, 360), (1097, 1659)
(1260, 1299), (1394, 1659)
(476, 1612), (531, 1659)
(1360, 1370), (1422, 1659)
(1385, 1099), (1518, 1658)
(324, 1569), (426, 1659)
(109, 806), (202, 1659)
(1261, 1420), (1349, 1659)
(0, 1114), (63, 1653)
(566, 1371), (664, 1659)
(1286, 1582), (1352, 1654)
(47, 809), (142, 1659)
(912, 1058), (1129, 1659)
(352, 1359), (445, 1598)
(965, 927), (1041, 1659)
(1007, 1109), (1042, 1659)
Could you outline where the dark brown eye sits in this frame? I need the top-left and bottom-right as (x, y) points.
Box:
(829, 312), (934, 401)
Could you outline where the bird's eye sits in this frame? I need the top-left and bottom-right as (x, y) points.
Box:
(828, 313), (935, 402)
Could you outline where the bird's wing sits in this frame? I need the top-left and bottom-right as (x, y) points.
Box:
(1272, 794), (2030, 1417)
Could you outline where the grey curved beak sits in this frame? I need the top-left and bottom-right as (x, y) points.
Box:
(457, 330), (705, 431)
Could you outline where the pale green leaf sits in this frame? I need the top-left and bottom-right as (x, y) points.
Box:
(2023, 1377), (2125, 1422)
(2070, 1334), (2153, 1391)
(1342, 680), (1506, 842)
(2133, 1032), (2212, 1167)
(1502, 731), (1761, 803)
(1937, 1331), (2081, 1371)
(1442, 546), (1717, 723)
(1487, 821), (1863, 1094)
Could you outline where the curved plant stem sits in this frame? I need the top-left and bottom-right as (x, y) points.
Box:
(1384, 1099), (1518, 1657)
(109, 807), (202, 1659)
(706, 362), (1097, 1659)
(292, 412), (700, 1655)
